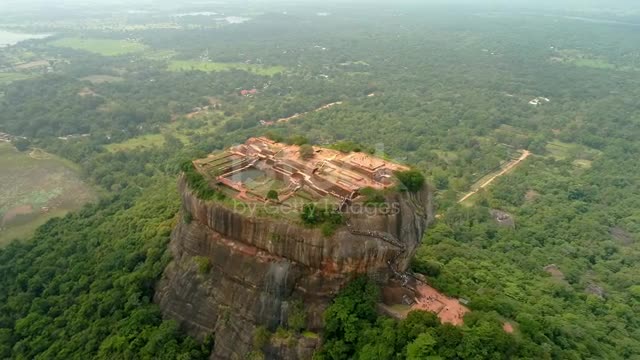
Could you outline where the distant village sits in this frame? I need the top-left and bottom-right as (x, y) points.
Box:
(0, 132), (20, 143)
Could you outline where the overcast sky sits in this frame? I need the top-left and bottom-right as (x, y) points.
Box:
(1, 0), (638, 6)
(1, 0), (638, 15)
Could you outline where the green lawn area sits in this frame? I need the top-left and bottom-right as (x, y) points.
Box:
(168, 60), (285, 75)
(143, 49), (178, 60)
(0, 72), (33, 85)
(573, 58), (616, 70)
(0, 143), (96, 246)
(106, 112), (227, 153)
(105, 123), (193, 153)
(573, 159), (593, 169)
(546, 141), (573, 160)
(105, 133), (166, 152)
(49, 37), (148, 56)
(553, 49), (618, 70)
(0, 208), (70, 247)
(80, 75), (124, 84)
(546, 140), (601, 162)
(302, 331), (320, 339)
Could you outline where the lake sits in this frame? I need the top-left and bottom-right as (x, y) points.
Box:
(0, 30), (51, 48)
(175, 11), (219, 17)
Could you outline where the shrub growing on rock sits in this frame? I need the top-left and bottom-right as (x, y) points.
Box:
(194, 256), (211, 274)
(299, 144), (315, 160)
(267, 190), (279, 201)
(181, 161), (219, 200)
(183, 210), (193, 224)
(395, 169), (426, 192)
(287, 300), (307, 333)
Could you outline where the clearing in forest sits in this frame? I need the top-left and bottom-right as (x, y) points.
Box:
(80, 75), (124, 84)
(458, 150), (531, 204)
(274, 101), (343, 123)
(0, 72), (33, 85)
(411, 284), (470, 326)
(105, 116), (210, 152)
(50, 37), (148, 56)
(546, 140), (601, 162)
(0, 143), (96, 245)
(168, 60), (285, 76)
(550, 49), (621, 70)
(105, 134), (167, 152)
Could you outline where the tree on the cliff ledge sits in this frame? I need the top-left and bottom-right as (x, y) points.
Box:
(267, 189), (279, 201)
(299, 144), (315, 160)
(301, 203), (322, 224)
(395, 169), (425, 192)
(287, 300), (307, 333)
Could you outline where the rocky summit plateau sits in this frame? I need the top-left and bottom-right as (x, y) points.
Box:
(155, 137), (434, 359)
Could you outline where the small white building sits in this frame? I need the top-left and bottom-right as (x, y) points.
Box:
(529, 97), (550, 106)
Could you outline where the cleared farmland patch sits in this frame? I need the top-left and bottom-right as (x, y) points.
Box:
(80, 74), (124, 84)
(168, 60), (285, 76)
(105, 133), (166, 152)
(50, 37), (147, 56)
(0, 143), (96, 245)
(546, 140), (601, 161)
(0, 72), (33, 85)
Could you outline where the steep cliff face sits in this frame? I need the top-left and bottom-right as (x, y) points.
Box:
(155, 175), (433, 359)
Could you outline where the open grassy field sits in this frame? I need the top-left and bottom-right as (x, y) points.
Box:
(168, 60), (285, 75)
(546, 140), (574, 160)
(0, 143), (96, 246)
(14, 60), (49, 70)
(551, 49), (620, 70)
(50, 37), (148, 56)
(80, 74), (124, 84)
(143, 49), (178, 60)
(546, 140), (601, 161)
(105, 125), (192, 152)
(105, 133), (166, 152)
(0, 72), (33, 85)
(105, 113), (223, 152)
(572, 58), (616, 70)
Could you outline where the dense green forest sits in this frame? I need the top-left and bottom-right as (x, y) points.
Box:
(1, 1), (639, 359)
(315, 278), (527, 359)
(0, 180), (210, 359)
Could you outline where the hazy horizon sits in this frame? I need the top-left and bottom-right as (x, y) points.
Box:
(1, 0), (639, 11)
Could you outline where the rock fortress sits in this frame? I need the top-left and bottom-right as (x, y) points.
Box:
(155, 137), (468, 359)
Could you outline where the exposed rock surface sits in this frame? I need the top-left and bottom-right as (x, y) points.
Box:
(610, 226), (634, 245)
(155, 175), (433, 359)
(490, 209), (515, 228)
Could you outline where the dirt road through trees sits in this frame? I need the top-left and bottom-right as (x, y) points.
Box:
(458, 150), (531, 203)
